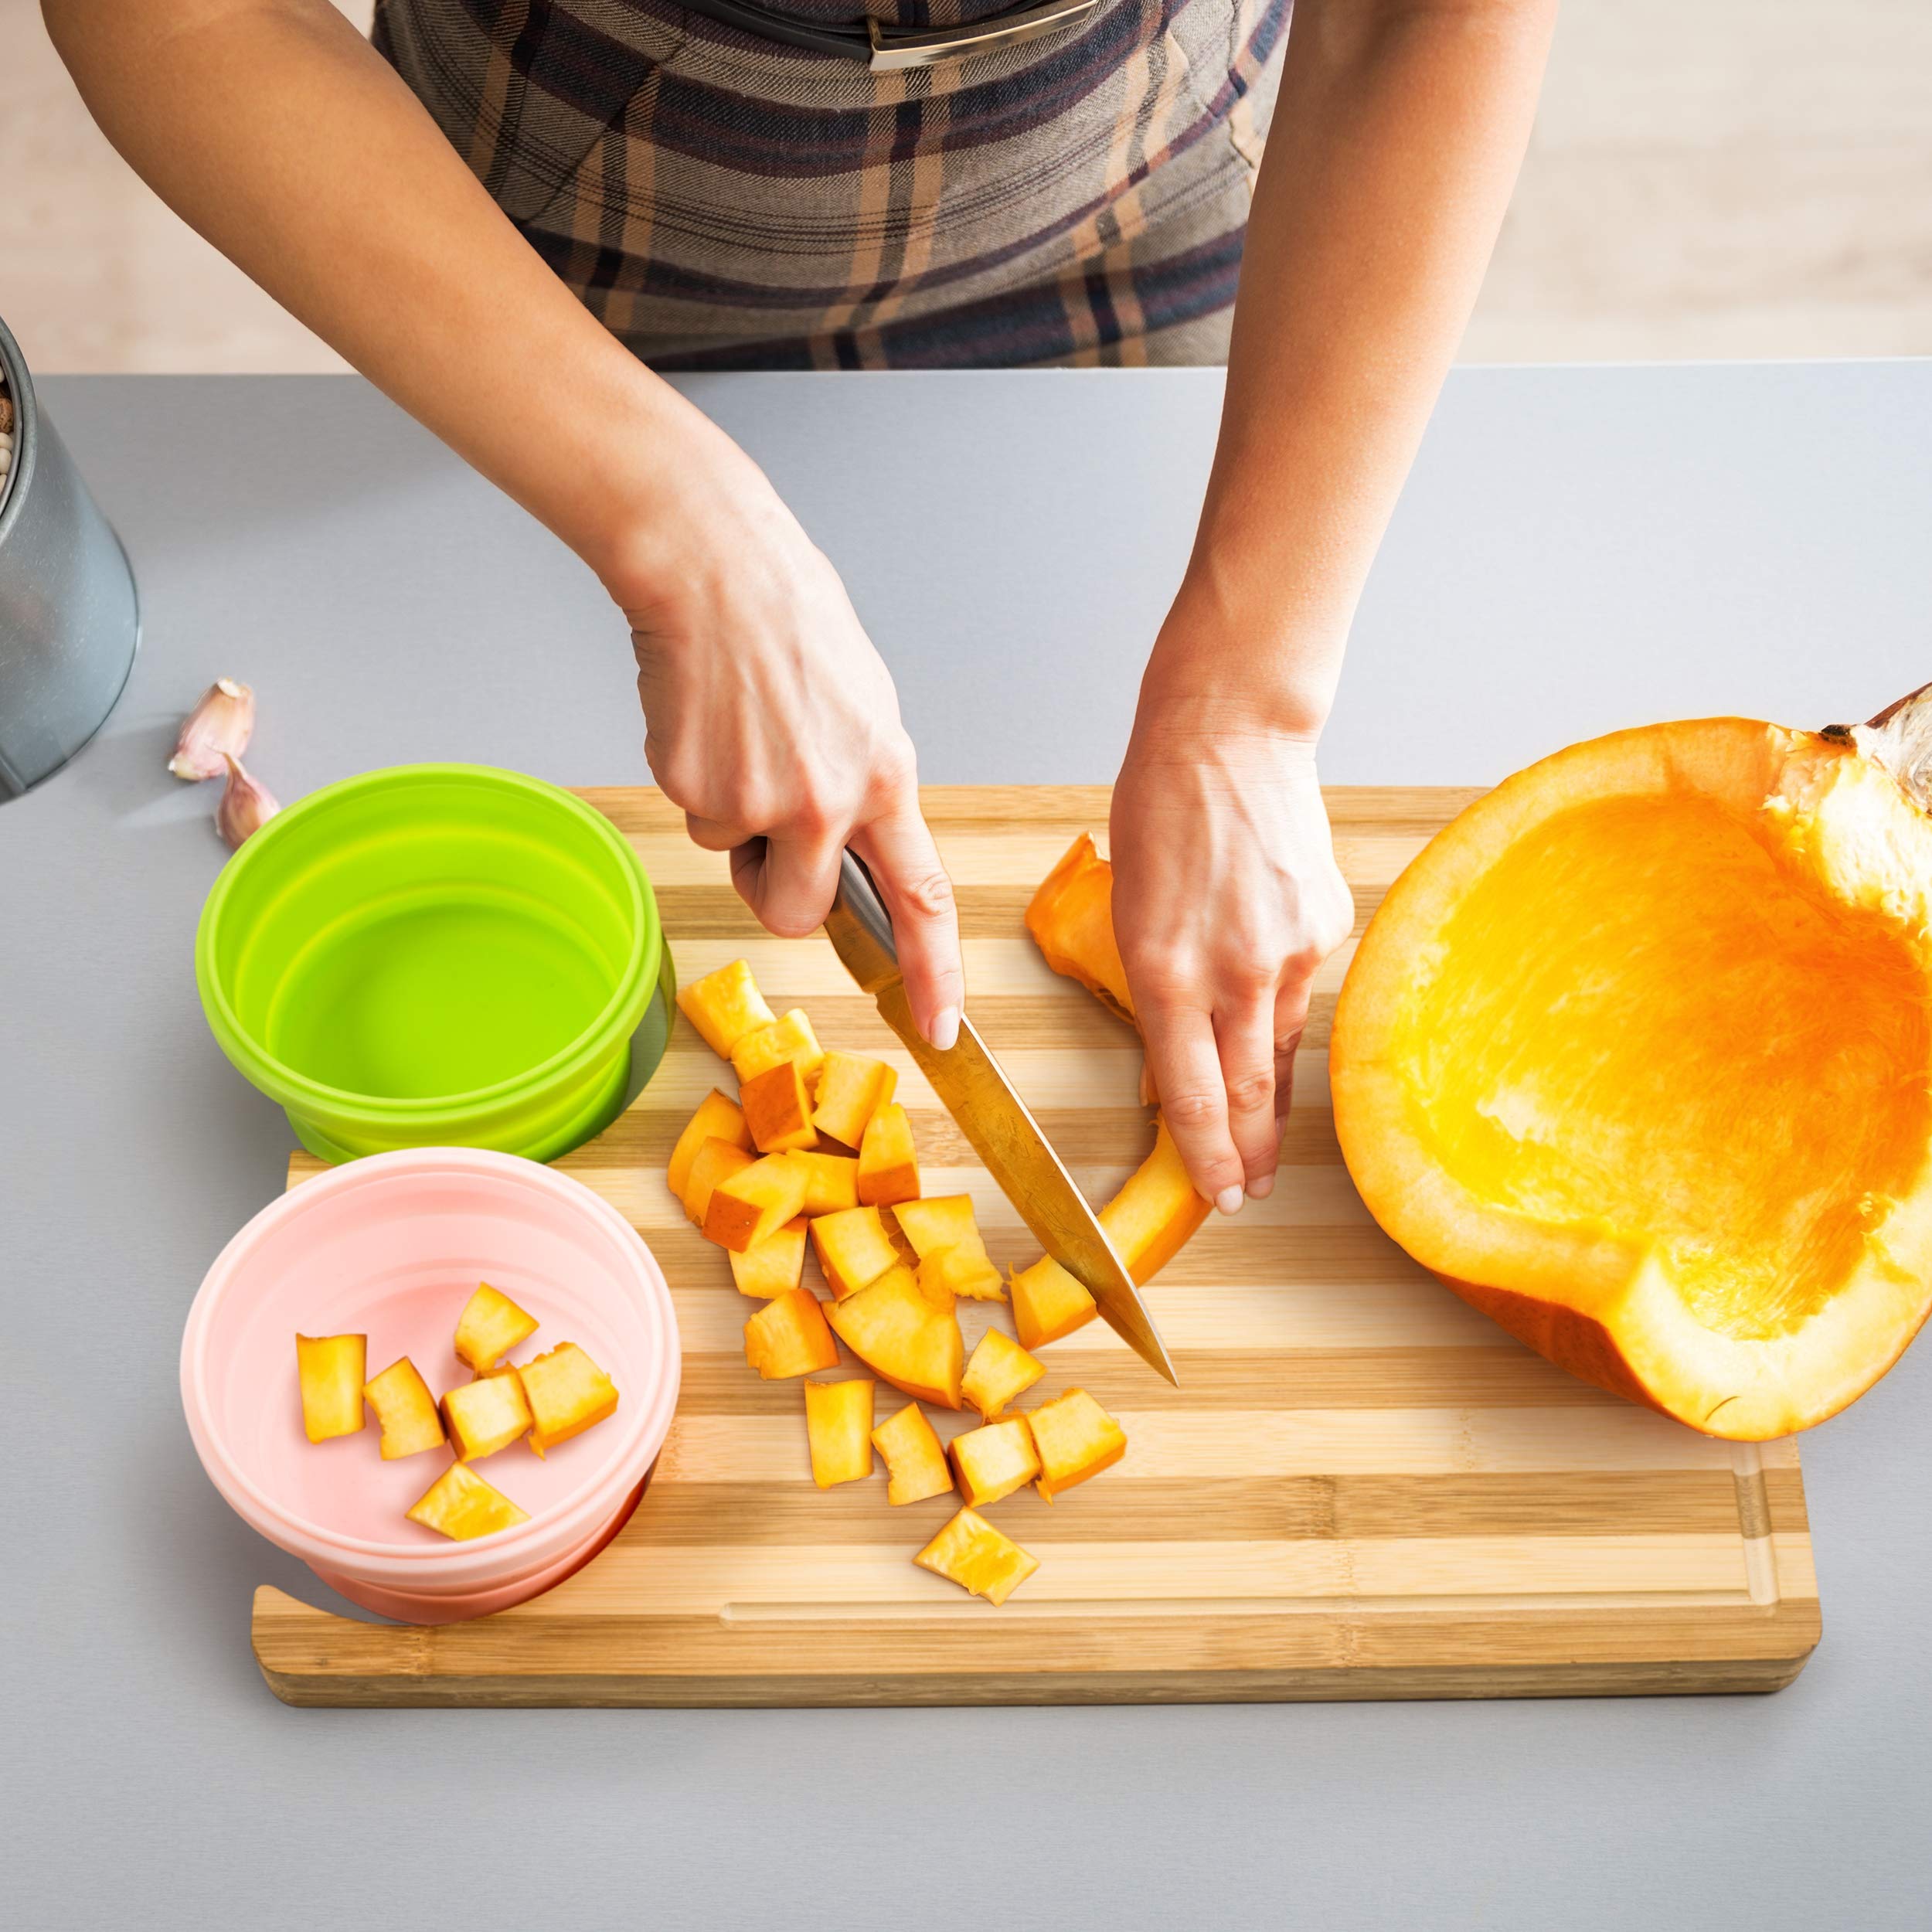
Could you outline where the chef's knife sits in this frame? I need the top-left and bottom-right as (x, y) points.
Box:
(823, 850), (1179, 1386)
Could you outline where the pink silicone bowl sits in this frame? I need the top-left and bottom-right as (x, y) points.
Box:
(180, 1147), (679, 1624)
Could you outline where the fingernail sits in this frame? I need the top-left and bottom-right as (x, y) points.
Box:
(1215, 1185), (1244, 1216)
(1247, 1173), (1274, 1200)
(928, 1006), (961, 1052)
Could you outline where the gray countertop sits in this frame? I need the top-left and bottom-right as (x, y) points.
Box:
(6, 366), (1930, 1930)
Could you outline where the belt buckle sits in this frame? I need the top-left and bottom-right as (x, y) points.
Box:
(866, 0), (1102, 70)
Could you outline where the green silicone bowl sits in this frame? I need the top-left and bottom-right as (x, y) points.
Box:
(196, 764), (673, 1164)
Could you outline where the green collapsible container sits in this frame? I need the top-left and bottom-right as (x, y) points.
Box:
(196, 764), (673, 1163)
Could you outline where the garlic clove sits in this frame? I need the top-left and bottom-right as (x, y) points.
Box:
(216, 754), (280, 849)
(168, 677), (255, 781)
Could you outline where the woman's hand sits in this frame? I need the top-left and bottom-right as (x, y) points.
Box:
(607, 424), (964, 1049)
(1110, 672), (1354, 1213)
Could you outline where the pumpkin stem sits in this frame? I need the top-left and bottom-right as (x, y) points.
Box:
(1824, 681), (1932, 813)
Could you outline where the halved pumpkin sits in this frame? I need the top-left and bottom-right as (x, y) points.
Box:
(1332, 692), (1932, 1439)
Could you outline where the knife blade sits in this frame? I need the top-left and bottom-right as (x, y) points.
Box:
(822, 849), (1178, 1386)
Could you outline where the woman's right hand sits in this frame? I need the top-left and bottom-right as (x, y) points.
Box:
(604, 424), (965, 1050)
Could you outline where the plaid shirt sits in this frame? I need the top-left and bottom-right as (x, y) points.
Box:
(374, 0), (1287, 367)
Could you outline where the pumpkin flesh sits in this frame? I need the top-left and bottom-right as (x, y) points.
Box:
(1333, 716), (1932, 1438)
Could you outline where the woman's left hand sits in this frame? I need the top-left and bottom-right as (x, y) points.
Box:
(1109, 672), (1354, 1215)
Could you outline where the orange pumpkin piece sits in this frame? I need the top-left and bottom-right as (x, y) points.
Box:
(295, 1333), (366, 1443)
(1332, 693), (1932, 1438)
(406, 1461), (529, 1541)
(729, 1216), (809, 1299)
(1025, 832), (1134, 1026)
(825, 1265), (964, 1407)
(731, 1009), (826, 1094)
(744, 1288), (840, 1380)
(1028, 1387), (1127, 1499)
(803, 1378), (875, 1488)
(810, 1205), (903, 1300)
(453, 1283), (539, 1372)
(362, 1356), (444, 1460)
(792, 1151), (860, 1217)
(917, 1243), (1007, 1306)
(1103, 1115), (1212, 1284)
(812, 1050), (897, 1148)
(961, 1328), (1045, 1420)
(856, 1100), (920, 1206)
(667, 1090), (752, 1204)
(915, 1507), (1039, 1607)
(519, 1342), (619, 1452)
(440, 1370), (532, 1461)
(740, 1059), (820, 1155)
(870, 1400), (954, 1505)
(677, 959), (777, 1060)
(1009, 1257), (1097, 1350)
(704, 1153), (811, 1252)
(682, 1137), (755, 1228)
(949, 1414), (1040, 1508)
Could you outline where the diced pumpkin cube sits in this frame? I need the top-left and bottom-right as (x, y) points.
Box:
(949, 1414), (1040, 1508)
(870, 1400), (955, 1505)
(825, 1266), (964, 1407)
(668, 1089), (751, 1202)
(682, 1137), (755, 1227)
(918, 1243), (1007, 1305)
(1102, 1115), (1212, 1284)
(453, 1282), (539, 1372)
(810, 1204), (903, 1299)
(705, 1152), (811, 1252)
(362, 1356), (445, 1459)
(792, 1151), (860, 1217)
(730, 1216), (809, 1298)
(406, 1460), (529, 1541)
(295, 1333), (366, 1443)
(856, 1101), (920, 1206)
(730, 1009), (826, 1094)
(676, 959), (776, 1060)
(803, 1378), (876, 1488)
(740, 1058), (820, 1154)
(441, 1369), (532, 1461)
(915, 1507), (1039, 1607)
(744, 1287), (840, 1379)
(1009, 1255), (1099, 1349)
(519, 1342), (621, 1451)
(811, 1050), (897, 1148)
(961, 1328), (1045, 1420)
(890, 1194), (983, 1260)
(1029, 1387), (1128, 1500)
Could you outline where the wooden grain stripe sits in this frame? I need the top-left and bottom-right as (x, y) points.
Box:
(525, 1533), (1767, 1613)
(658, 1406), (1746, 1481)
(668, 1349), (1619, 1415)
(618, 1471), (1801, 1546)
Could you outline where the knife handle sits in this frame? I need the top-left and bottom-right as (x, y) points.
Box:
(824, 849), (900, 993)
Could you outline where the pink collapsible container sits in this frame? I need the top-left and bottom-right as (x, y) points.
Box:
(180, 1148), (679, 1624)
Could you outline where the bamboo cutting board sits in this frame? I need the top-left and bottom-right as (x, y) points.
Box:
(254, 787), (1820, 1706)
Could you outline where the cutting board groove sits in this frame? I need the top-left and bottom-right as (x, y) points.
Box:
(255, 787), (1819, 1706)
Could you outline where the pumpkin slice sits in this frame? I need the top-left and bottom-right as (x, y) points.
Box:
(803, 1378), (875, 1488)
(1332, 692), (1932, 1438)
(856, 1101), (920, 1206)
(1026, 832), (1135, 1026)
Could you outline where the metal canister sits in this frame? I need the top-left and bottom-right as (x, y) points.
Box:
(0, 313), (140, 798)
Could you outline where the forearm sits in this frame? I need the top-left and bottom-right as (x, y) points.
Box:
(1164, 0), (1556, 732)
(44, 0), (712, 580)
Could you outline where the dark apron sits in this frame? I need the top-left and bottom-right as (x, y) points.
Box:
(375, 0), (1287, 367)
